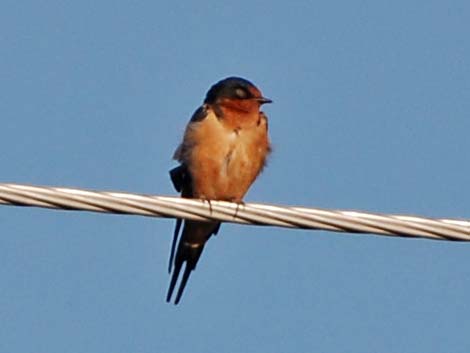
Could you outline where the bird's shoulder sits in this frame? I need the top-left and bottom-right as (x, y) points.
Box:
(189, 104), (212, 123)
(173, 104), (218, 161)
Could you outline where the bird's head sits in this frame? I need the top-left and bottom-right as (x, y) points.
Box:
(204, 77), (272, 112)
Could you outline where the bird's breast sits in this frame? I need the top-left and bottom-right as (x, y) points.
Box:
(185, 111), (269, 201)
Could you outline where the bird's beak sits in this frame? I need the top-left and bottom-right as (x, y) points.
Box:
(256, 97), (273, 104)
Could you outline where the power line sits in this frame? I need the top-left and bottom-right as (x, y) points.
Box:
(0, 183), (468, 241)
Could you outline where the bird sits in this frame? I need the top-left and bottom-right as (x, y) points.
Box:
(166, 76), (272, 304)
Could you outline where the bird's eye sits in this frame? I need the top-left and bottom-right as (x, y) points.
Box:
(235, 88), (248, 99)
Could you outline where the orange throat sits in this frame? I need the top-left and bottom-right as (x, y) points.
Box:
(217, 99), (262, 130)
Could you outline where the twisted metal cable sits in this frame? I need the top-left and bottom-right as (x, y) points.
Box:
(0, 183), (469, 241)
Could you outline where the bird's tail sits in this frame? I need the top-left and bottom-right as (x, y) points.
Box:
(166, 237), (205, 305)
(166, 220), (220, 305)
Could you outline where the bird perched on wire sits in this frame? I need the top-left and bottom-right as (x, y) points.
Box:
(167, 77), (272, 304)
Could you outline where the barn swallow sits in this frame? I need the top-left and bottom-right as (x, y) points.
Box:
(167, 77), (272, 304)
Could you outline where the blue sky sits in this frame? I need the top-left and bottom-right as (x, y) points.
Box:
(1, 1), (469, 352)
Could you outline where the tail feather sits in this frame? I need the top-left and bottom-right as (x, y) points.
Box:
(166, 238), (205, 304)
(166, 254), (183, 302)
(175, 261), (194, 305)
(168, 218), (182, 273)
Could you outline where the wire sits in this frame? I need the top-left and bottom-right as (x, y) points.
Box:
(0, 183), (468, 241)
